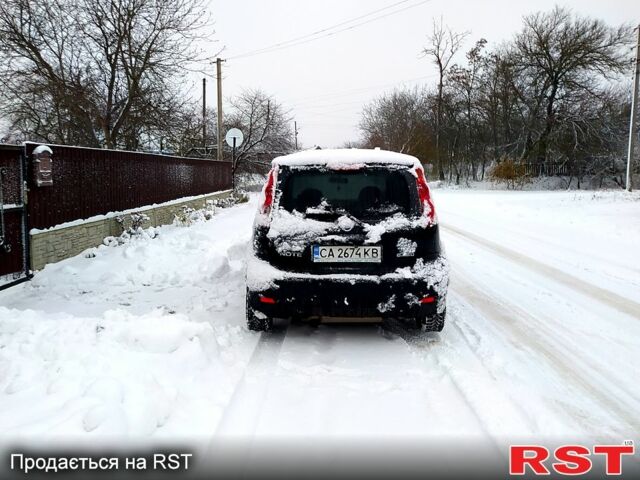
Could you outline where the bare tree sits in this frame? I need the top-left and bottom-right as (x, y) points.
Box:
(422, 18), (469, 180)
(226, 89), (294, 176)
(358, 7), (632, 188)
(448, 39), (488, 180)
(0, 0), (212, 148)
(160, 104), (218, 156)
(514, 6), (629, 163)
(359, 87), (433, 161)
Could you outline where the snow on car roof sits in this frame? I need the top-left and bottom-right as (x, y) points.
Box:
(272, 148), (422, 168)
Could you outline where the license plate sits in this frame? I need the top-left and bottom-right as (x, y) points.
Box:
(312, 245), (381, 263)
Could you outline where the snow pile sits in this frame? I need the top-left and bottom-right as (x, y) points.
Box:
(100, 213), (159, 248)
(0, 200), (261, 441)
(173, 202), (218, 227)
(173, 195), (249, 228)
(0, 307), (243, 438)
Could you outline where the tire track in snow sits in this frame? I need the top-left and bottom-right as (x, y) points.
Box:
(383, 319), (505, 456)
(444, 228), (640, 434)
(442, 223), (640, 320)
(448, 272), (640, 435)
(210, 326), (289, 439)
(203, 326), (288, 476)
(440, 307), (549, 435)
(442, 210), (640, 277)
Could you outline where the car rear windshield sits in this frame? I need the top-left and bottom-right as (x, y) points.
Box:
(279, 167), (413, 219)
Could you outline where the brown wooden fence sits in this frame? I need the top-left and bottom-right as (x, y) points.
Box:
(24, 143), (232, 230)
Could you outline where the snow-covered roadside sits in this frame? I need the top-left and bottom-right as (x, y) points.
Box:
(0, 199), (260, 443)
(1, 187), (639, 460)
(433, 189), (640, 303)
(433, 189), (640, 443)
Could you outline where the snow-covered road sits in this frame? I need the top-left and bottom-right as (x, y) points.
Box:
(1, 190), (639, 463)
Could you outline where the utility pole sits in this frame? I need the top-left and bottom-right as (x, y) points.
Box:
(627, 25), (640, 192)
(294, 121), (299, 150)
(202, 78), (207, 151)
(216, 58), (224, 161)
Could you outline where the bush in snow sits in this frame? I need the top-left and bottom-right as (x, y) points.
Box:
(173, 193), (249, 227)
(173, 202), (217, 227)
(100, 212), (159, 247)
(214, 190), (249, 208)
(103, 236), (120, 247)
(174, 206), (198, 226)
(116, 212), (155, 235)
(489, 158), (530, 190)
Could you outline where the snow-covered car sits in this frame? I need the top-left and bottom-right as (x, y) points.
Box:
(246, 148), (449, 331)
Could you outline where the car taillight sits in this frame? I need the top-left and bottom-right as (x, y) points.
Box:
(261, 168), (276, 215)
(415, 167), (436, 224)
(419, 295), (436, 304)
(259, 295), (276, 304)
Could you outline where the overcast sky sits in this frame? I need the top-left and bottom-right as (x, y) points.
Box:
(202, 0), (639, 149)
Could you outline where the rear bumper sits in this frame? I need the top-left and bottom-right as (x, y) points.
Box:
(246, 255), (449, 319)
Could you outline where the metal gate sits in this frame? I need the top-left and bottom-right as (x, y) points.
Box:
(0, 144), (30, 290)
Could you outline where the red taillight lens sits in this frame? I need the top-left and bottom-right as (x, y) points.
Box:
(419, 295), (436, 304)
(415, 167), (436, 224)
(259, 295), (276, 304)
(261, 168), (276, 215)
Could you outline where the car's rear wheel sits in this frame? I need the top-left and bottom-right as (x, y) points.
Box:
(417, 308), (446, 332)
(246, 289), (273, 331)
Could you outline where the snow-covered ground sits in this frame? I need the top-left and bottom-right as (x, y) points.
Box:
(1, 189), (639, 467)
(0, 202), (260, 445)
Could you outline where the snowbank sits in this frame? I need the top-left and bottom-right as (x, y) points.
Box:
(0, 199), (260, 442)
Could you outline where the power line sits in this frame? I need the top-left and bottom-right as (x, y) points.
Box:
(232, 0), (432, 60)
(226, 0), (432, 60)
(296, 110), (363, 121)
(226, 0), (413, 60)
(295, 99), (371, 110)
(284, 74), (439, 119)
(287, 74), (437, 107)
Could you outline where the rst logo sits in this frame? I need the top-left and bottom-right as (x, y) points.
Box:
(510, 442), (635, 476)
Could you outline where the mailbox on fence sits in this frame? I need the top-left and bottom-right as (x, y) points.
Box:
(32, 145), (53, 187)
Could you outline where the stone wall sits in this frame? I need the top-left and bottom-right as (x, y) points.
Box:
(30, 190), (232, 271)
